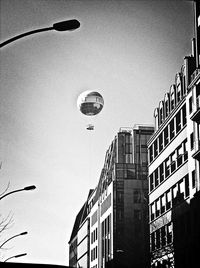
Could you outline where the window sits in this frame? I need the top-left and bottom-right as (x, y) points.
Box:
(151, 232), (155, 251)
(172, 184), (178, 202)
(165, 100), (169, 117)
(170, 151), (176, 173)
(161, 226), (166, 247)
(185, 175), (189, 197)
(183, 139), (188, 161)
(176, 111), (181, 133)
(171, 87), (175, 110)
(165, 157), (170, 178)
(182, 104), (187, 126)
(159, 163), (164, 183)
(192, 170), (196, 188)
(151, 203), (155, 221)
(161, 194), (165, 213)
(156, 229), (160, 249)
(164, 126), (169, 146)
(190, 132), (194, 150)
(189, 96), (193, 114)
(170, 119), (175, 140)
(154, 169), (159, 187)
(177, 145), (183, 167)
(150, 174), (154, 191)
(177, 82), (181, 103)
(154, 140), (158, 158)
(166, 190), (171, 210)
(167, 223), (172, 244)
(155, 199), (160, 217)
(149, 145), (153, 163)
(158, 133), (163, 152)
(160, 107), (164, 124)
(179, 179), (185, 200)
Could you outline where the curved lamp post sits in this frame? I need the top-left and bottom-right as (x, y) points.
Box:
(0, 19), (80, 48)
(0, 231), (28, 249)
(0, 185), (36, 201)
(4, 253), (27, 262)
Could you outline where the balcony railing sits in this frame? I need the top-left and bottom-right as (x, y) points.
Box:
(190, 68), (200, 84)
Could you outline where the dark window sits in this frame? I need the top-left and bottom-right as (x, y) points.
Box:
(151, 203), (155, 221)
(177, 84), (181, 103)
(177, 145), (183, 167)
(192, 170), (196, 188)
(154, 169), (159, 187)
(158, 133), (163, 152)
(171, 91), (175, 110)
(156, 229), (160, 249)
(151, 232), (155, 251)
(159, 163), (164, 183)
(183, 139), (188, 161)
(164, 126), (169, 146)
(161, 226), (166, 247)
(160, 108), (163, 124)
(189, 96), (193, 114)
(161, 194), (165, 213)
(170, 119), (175, 140)
(150, 174), (154, 191)
(167, 223), (172, 244)
(176, 111), (181, 133)
(165, 157), (170, 178)
(170, 151), (176, 173)
(190, 132), (194, 150)
(165, 100), (169, 117)
(185, 174), (189, 197)
(182, 104), (187, 126)
(154, 140), (158, 158)
(166, 190), (171, 210)
(155, 199), (160, 217)
(149, 145), (153, 163)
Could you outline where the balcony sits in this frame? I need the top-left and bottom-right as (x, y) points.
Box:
(191, 95), (200, 123)
(192, 139), (200, 161)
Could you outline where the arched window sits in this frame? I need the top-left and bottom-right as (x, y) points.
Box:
(154, 108), (159, 131)
(164, 93), (170, 118)
(175, 73), (182, 103)
(159, 101), (164, 125)
(170, 85), (176, 111)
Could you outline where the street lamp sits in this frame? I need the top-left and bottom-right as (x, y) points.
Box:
(0, 185), (36, 201)
(4, 253), (27, 262)
(0, 231), (28, 249)
(0, 19), (80, 48)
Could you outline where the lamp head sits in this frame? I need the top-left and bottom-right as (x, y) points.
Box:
(53, 19), (80, 31)
(23, 185), (36, 191)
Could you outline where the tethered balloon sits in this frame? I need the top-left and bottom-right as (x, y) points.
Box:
(77, 90), (104, 116)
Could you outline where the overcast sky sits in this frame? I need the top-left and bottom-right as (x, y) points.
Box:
(0, 0), (194, 265)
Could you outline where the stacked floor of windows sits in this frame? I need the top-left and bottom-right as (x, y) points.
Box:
(150, 174), (189, 222)
(149, 104), (187, 164)
(149, 139), (188, 192)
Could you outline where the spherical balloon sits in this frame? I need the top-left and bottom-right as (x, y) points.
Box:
(77, 90), (104, 116)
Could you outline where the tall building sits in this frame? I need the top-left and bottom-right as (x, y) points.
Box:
(69, 125), (154, 268)
(148, 2), (200, 267)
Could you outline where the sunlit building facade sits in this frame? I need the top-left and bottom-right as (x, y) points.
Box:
(69, 125), (154, 268)
(148, 2), (200, 267)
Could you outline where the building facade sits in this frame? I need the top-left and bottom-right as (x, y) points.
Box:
(69, 125), (154, 268)
(148, 2), (200, 267)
